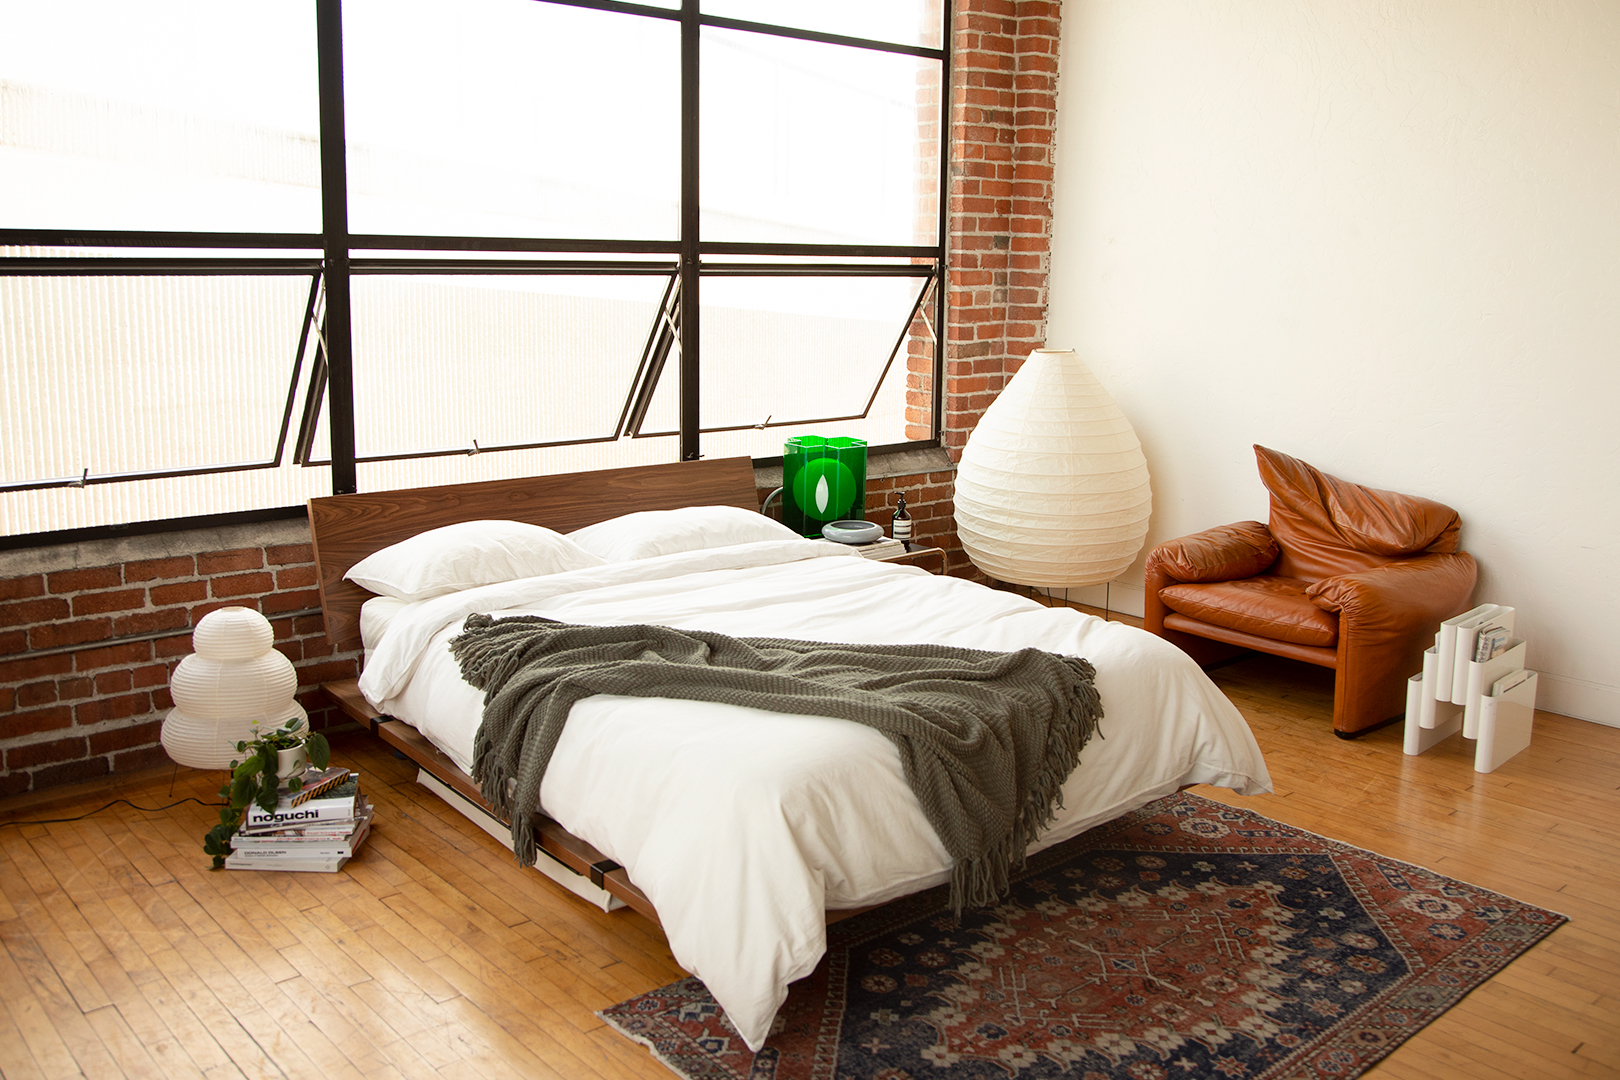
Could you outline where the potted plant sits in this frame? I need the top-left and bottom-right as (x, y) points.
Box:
(203, 718), (331, 868)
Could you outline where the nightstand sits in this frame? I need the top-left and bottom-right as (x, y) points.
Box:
(881, 545), (945, 574)
(816, 538), (947, 574)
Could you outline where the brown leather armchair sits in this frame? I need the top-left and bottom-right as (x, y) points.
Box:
(1144, 446), (1478, 737)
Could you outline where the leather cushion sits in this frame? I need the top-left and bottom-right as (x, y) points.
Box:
(1149, 521), (1279, 583)
(1159, 576), (1339, 647)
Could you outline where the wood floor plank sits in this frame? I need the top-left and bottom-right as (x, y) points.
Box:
(0, 841), (115, 1018)
(80, 999), (191, 1080)
(140, 946), (280, 1080)
(423, 954), (606, 1080)
(137, 882), (344, 1080)
(124, 969), (245, 1080)
(4, 658), (1617, 1080)
(0, 927), (122, 1079)
(0, 957), (69, 1080)
(82, 952), (214, 1079)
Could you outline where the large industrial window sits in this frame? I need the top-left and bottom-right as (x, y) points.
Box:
(0, 0), (949, 542)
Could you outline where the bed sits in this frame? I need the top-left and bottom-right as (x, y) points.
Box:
(307, 456), (1271, 1051)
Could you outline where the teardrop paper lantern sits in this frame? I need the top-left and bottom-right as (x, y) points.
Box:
(161, 606), (307, 769)
(954, 348), (1152, 588)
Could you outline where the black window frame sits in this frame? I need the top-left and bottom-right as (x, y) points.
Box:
(0, 0), (951, 549)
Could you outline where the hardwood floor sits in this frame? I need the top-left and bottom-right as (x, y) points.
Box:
(2, 644), (1617, 1078)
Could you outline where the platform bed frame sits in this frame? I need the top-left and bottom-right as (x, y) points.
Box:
(308, 456), (877, 925)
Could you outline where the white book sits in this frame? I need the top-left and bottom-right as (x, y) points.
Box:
(232, 809), (373, 854)
(242, 780), (363, 832)
(1492, 668), (1534, 696)
(231, 821), (360, 843)
(233, 801), (370, 841)
(224, 851), (349, 873)
(855, 538), (908, 560)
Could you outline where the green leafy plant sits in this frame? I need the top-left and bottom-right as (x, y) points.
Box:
(203, 718), (331, 869)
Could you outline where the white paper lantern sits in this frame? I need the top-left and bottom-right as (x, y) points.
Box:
(161, 606), (307, 769)
(191, 605), (274, 660)
(954, 348), (1152, 588)
(170, 652), (298, 717)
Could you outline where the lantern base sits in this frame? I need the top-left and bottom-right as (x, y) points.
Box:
(161, 706), (308, 770)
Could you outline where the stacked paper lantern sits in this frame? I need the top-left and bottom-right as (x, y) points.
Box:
(161, 606), (307, 769)
(954, 348), (1153, 588)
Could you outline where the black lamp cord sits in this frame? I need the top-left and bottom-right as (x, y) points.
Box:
(0, 797), (215, 828)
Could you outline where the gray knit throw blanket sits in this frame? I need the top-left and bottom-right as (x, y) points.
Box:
(449, 614), (1102, 913)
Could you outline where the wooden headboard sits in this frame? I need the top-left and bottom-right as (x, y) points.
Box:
(307, 456), (761, 652)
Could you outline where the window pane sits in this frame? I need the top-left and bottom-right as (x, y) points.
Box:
(703, 0), (943, 51)
(0, 273), (329, 535)
(343, 0), (680, 240)
(1, 275), (313, 480)
(702, 28), (940, 246)
(356, 437), (679, 496)
(697, 275), (924, 457)
(350, 275), (670, 459)
(0, 1), (320, 233)
(0, 465), (335, 538)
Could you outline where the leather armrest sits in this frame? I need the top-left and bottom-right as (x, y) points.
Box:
(1307, 551), (1479, 732)
(1306, 552), (1479, 631)
(1146, 521), (1279, 584)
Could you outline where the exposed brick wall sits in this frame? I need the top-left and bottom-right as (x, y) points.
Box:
(0, 4), (1065, 797)
(942, 0), (1062, 460)
(0, 535), (359, 799)
(909, 0), (1065, 577)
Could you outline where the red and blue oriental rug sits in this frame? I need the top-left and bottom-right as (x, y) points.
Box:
(600, 792), (1565, 1080)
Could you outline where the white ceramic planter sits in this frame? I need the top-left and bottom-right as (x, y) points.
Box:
(276, 744), (309, 781)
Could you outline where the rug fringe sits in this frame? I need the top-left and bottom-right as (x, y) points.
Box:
(597, 1009), (711, 1079)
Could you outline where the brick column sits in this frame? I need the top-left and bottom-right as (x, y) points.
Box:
(942, 0), (1062, 459)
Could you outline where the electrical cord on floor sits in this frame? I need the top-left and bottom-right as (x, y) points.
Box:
(0, 797), (215, 828)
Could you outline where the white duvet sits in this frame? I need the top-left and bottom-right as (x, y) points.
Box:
(357, 540), (1270, 1051)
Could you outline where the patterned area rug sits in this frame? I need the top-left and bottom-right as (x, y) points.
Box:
(599, 792), (1565, 1080)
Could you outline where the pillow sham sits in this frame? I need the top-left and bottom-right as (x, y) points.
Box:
(345, 519), (607, 601)
(568, 505), (800, 562)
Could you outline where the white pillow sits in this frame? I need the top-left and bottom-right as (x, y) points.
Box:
(568, 505), (800, 562)
(345, 519), (608, 601)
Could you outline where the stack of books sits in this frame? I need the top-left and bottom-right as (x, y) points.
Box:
(852, 537), (909, 560)
(821, 536), (909, 560)
(224, 767), (373, 873)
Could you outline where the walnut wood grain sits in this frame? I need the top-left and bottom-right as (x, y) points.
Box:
(307, 455), (760, 651)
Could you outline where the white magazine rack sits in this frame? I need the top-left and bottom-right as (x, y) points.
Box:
(1404, 604), (1538, 773)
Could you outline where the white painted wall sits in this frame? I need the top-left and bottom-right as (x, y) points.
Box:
(1045, 0), (1620, 726)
